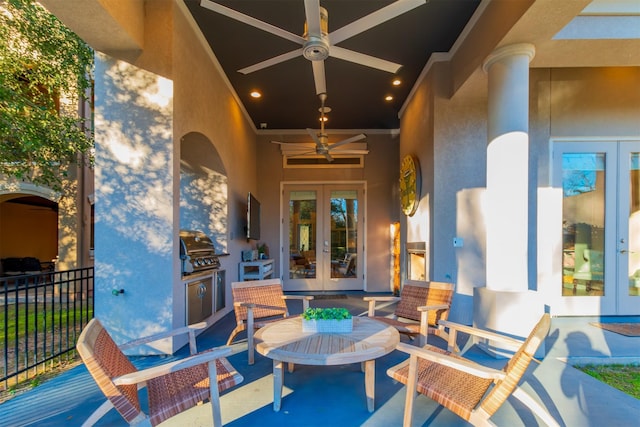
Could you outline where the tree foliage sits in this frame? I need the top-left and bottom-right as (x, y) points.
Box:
(0, 0), (93, 191)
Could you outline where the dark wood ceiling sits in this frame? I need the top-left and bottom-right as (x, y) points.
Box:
(184, 0), (480, 131)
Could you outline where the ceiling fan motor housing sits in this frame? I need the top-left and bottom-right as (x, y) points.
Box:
(303, 37), (330, 61)
(303, 7), (329, 62)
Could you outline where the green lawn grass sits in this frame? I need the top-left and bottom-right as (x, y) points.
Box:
(1, 302), (92, 400)
(576, 364), (640, 400)
(1, 303), (92, 341)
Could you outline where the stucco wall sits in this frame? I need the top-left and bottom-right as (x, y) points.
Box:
(73, 2), (261, 353)
(401, 63), (640, 321)
(255, 132), (399, 292)
(400, 64), (488, 324)
(173, 4), (258, 287)
(93, 53), (176, 351)
(399, 65), (437, 297)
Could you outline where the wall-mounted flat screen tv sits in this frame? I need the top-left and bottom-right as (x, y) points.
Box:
(247, 192), (261, 240)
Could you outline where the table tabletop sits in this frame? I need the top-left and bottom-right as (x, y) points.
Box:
(255, 316), (399, 365)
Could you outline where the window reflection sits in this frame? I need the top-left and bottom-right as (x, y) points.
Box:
(562, 153), (606, 296)
(289, 191), (316, 279)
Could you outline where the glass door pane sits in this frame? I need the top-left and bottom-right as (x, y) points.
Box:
(282, 183), (364, 292)
(288, 190), (318, 281)
(330, 190), (358, 279)
(623, 147), (640, 300)
(561, 153), (606, 296)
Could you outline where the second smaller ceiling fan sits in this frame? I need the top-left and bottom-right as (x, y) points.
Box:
(271, 93), (367, 162)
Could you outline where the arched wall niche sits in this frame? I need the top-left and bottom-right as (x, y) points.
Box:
(0, 183), (59, 264)
(0, 182), (60, 203)
(179, 131), (228, 253)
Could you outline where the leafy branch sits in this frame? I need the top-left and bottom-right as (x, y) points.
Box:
(0, 0), (94, 192)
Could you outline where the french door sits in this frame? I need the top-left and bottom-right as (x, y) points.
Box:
(553, 140), (640, 315)
(282, 183), (364, 292)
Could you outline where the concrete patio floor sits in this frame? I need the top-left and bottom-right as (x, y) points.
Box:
(2, 292), (640, 426)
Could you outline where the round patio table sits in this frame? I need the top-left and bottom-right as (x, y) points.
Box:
(254, 316), (399, 412)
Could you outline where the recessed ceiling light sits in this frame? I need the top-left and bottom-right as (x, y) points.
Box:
(385, 95), (394, 101)
(250, 90), (262, 98)
(392, 78), (401, 86)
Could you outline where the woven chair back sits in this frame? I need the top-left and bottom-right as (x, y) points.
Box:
(395, 281), (454, 325)
(479, 313), (551, 417)
(76, 319), (142, 423)
(232, 280), (288, 324)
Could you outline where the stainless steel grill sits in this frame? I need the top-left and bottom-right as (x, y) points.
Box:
(179, 229), (220, 275)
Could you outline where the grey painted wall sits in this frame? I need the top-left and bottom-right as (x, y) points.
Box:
(401, 64), (640, 322)
(255, 132), (399, 292)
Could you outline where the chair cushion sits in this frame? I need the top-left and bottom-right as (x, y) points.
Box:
(387, 344), (492, 421)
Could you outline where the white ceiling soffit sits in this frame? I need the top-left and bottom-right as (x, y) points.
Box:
(581, 0), (640, 15)
(555, 0), (640, 40)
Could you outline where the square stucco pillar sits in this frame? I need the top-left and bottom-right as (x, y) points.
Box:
(94, 53), (179, 355)
(473, 287), (546, 358)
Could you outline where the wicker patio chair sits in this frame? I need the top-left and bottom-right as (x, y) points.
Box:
(363, 281), (454, 347)
(387, 313), (559, 427)
(228, 278), (313, 364)
(77, 318), (243, 427)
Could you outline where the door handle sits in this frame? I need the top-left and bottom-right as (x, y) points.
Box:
(323, 249), (329, 253)
(620, 249), (628, 254)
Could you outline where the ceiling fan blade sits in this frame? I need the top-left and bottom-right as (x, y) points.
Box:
(330, 0), (427, 45)
(287, 149), (321, 158)
(200, 0), (306, 45)
(327, 133), (367, 150)
(303, 0), (322, 37)
(323, 152), (334, 162)
(328, 149), (370, 155)
(330, 46), (401, 74)
(239, 49), (302, 74)
(306, 128), (322, 147)
(271, 140), (315, 147)
(311, 61), (327, 95)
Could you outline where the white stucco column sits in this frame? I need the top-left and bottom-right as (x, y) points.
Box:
(483, 43), (535, 292)
(474, 44), (545, 357)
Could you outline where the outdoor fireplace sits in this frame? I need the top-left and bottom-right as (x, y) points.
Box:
(406, 242), (426, 281)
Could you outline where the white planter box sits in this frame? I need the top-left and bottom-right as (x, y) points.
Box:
(302, 318), (353, 333)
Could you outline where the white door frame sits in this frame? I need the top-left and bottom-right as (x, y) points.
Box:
(280, 181), (366, 292)
(551, 138), (640, 315)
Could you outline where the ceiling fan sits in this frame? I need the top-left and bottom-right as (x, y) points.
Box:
(271, 93), (367, 162)
(200, 0), (427, 95)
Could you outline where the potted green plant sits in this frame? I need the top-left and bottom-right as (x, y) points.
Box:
(301, 307), (353, 333)
(257, 243), (268, 259)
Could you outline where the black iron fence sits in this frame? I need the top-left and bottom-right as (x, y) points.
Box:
(1, 267), (94, 394)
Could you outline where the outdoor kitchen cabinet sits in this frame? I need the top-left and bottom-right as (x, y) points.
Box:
(239, 259), (274, 281)
(183, 269), (226, 324)
(185, 273), (213, 324)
